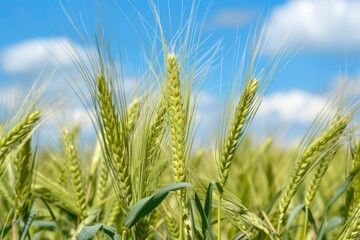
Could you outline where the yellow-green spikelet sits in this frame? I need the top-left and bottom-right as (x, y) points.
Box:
(278, 116), (349, 225)
(127, 97), (140, 134)
(305, 148), (337, 206)
(166, 54), (186, 183)
(218, 79), (259, 188)
(97, 75), (132, 213)
(14, 139), (33, 218)
(337, 203), (360, 240)
(349, 140), (360, 217)
(144, 102), (166, 189)
(63, 128), (87, 221)
(0, 111), (40, 161)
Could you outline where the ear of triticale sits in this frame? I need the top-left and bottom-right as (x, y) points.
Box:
(62, 127), (87, 221)
(165, 54), (186, 184)
(218, 79), (259, 189)
(278, 116), (349, 226)
(348, 140), (360, 218)
(305, 145), (339, 206)
(96, 75), (132, 215)
(0, 111), (40, 163)
(335, 203), (360, 240)
(127, 97), (141, 134)
(14, 139), (35, 220)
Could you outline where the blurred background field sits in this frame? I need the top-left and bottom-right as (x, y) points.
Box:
(1, 1), (360, 239)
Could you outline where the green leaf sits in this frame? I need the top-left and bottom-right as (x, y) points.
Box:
(204, 181), (215, 219)
(20, 211), (36, 240)
(324, 216), (342, 235)
(194, 192), (214, 239)
(0, 223), (12, 238)
(215, 181), (223, 194)
(307, 207), (318, 233)
(285, 204), (305, 240)
(76, 224), (120, 240)
(123, 182), (192, 229)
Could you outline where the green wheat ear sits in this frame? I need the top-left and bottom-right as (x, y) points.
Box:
(336, 203), (360, 240)
(349, 140), (360, 217)
(304, 149), (336, 206)
(144, 101), (166, 190)
(96, 74), (132, 214)
(218, 79), (259, 188)
(0, 111), (40, 163)
(166, 53), (186, 184)
(127, 97), (141, 134)
(165, 212), (180, 239)
(62, 127), (87, 221)
(277, 115), (349, 226)
(14, 139), (34, 220)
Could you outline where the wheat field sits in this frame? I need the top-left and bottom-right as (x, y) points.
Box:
(0, 2), (360, 240)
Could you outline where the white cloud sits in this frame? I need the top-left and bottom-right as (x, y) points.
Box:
(258, 90), (327, 124)
(0, 38), (89, 75)
(207, 9), (256, 29)
(46, 107), (94, 134)
(0, 87), (19, 110)
(267, 0), (360, 52)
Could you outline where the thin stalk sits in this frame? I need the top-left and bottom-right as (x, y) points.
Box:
(218, 194), (222, 240)
(12, 213), (18, 240)
(302, 207), (308, 240)
(122, 229), (128, 240)
(12, 221), (18, 240)
(20, 211), (36, 240)
(180, 206), (184, 240)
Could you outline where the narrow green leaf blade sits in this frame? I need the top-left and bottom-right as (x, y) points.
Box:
(76, 224), (120, 240)
(123, 182), (192, 229)
(204, 181), (215, 219)
(194, 192), (213, 239)
(285, 204), (305, 240)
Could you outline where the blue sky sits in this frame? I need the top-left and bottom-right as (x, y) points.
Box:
(1, 0), (360, 145)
